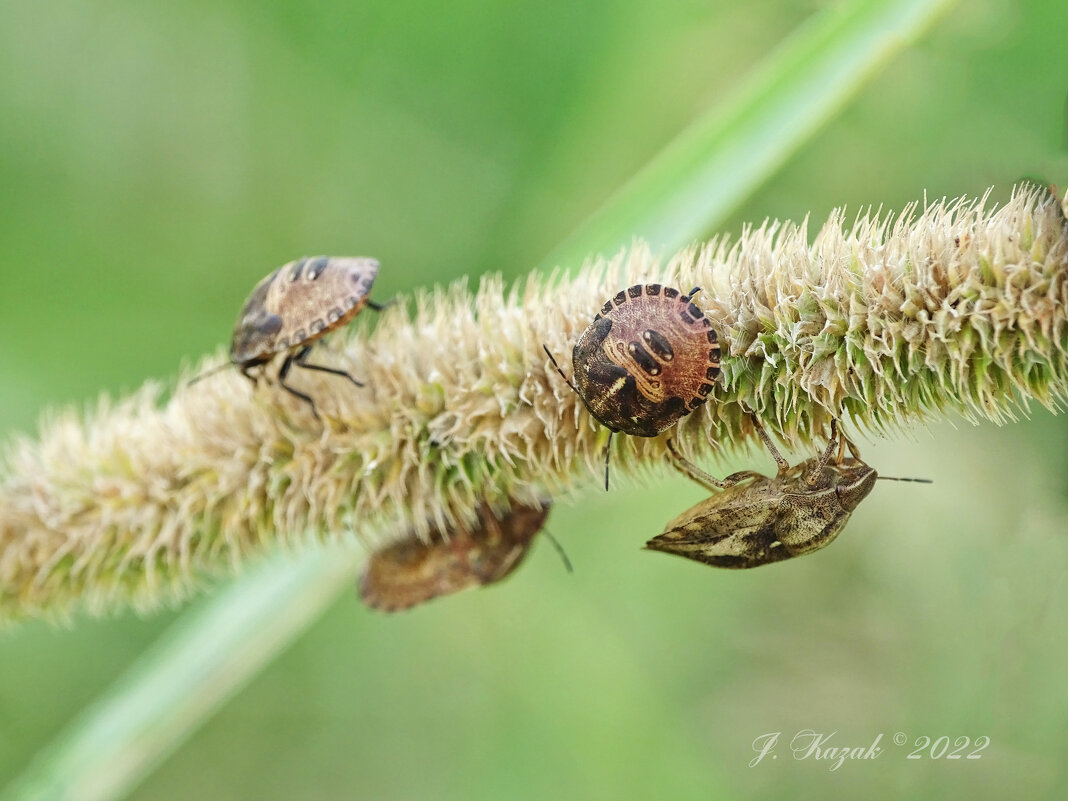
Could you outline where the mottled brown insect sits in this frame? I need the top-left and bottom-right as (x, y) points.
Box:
(358, 500), (553, 612)
(646, 418), (930, 569)
(223, 255), (383, 417)
(544, 284), (720, 489)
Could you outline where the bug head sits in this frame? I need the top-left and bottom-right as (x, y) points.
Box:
(227, 269), (284, 364)
(831, 458), (878, 512)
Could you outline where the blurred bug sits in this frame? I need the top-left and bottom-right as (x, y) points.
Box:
(543, 284), (720, 490)
(193, 256), (384, 418)
(358, 500), (568, 612)
(645, 417), (931, 569)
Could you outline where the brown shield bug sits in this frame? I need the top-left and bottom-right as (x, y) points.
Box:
(543, 284), (720, 490)
(358, 500), (569, 612)
(645, 417), (931, 569)
(194, 256), (384, 418)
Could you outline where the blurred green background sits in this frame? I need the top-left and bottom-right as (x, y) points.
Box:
(1, 1), (1067, 799)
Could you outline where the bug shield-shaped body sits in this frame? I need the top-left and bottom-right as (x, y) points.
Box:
(358, 501), (551, 612)
(230, 256), (379, 369)
(573, 285), (720, 437)
(646, 426), (877, 569)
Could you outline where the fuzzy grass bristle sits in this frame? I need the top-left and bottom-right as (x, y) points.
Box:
(1, 184), (1066, 621)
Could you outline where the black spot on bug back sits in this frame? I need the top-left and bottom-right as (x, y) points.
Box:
(613, 290), (626, 306)
(627, 341), (661, 375)
(643, 329), (674, 360)
(259, 314), (283, 335)
(307, 257), (329, 280)
(645, 284), (661, 295)
(581, 314), (613, 346)
(289, 259), (307, 281)
(663, 287), (679, 299)
(628, 285), (642, 298)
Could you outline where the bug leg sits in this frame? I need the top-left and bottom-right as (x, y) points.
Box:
(604, 431), (613, 491)
(666, 439), (741, 491)
(294, 344), (364, 387)
(746, 413), (790, 474)
(842, 432), (864, 462)
(541, 529), (574, 574)
(803, 419), (839, 486)
(239, 364), (261, 387)
(684, 287), (702, 300)
(366, 298), (395, 312)
(277, 352), (321, 419)
(542, 345), (578, 394)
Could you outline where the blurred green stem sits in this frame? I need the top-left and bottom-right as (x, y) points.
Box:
(1, 546), (360, 801)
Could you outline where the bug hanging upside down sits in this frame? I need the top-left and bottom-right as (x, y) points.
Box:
(358, 500), (562, 612)
(646, 417), (931, 569)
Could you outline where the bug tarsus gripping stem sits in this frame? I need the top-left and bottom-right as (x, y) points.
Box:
(277, 350), (321, 420)
(747, 412), (790, 473)
(804, 419), (839, 487)
(667, 438), (739, 491)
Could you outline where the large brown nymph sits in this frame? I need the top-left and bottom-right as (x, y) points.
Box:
(545, 284), (720, 488)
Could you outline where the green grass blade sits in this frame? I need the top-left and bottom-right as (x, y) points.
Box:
(1, 0), (956, 798)
(543, 0), (954, 267)
(2, 545), (361, 801)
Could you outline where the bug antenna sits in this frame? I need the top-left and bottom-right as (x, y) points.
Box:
(541, 529), (574, 574)
(877, 475), (933, 484)
(604, 432), (613, 491)
(186, 361), (233, 387)
(542, 344), (578, 394)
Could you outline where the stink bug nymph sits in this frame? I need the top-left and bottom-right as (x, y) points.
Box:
(357, 500), (566, 612)
(195, 255), (384, 418)
(544, 284), (720, 489)
(645, 417), (931, 569)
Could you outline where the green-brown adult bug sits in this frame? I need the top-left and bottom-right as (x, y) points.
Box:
(645, 417), (931, 569)
(357, 500), (567, 612)
(544, 284), (720, 490)
(195, 256), (384, 418)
